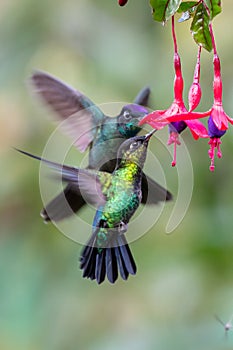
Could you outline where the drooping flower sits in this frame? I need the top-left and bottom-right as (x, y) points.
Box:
(139, 27), (208, 167)
(140, 18), (232, 171)
(159, 55), (233, 129)
(143, 42), (232, 171)
(139, 79), (208, 166)
(210, 55), (233, 130)
(207, 115), (226, 171)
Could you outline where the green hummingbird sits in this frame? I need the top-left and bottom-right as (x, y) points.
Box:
(31, 71), (172, 222)
(16, 130), (156, 283)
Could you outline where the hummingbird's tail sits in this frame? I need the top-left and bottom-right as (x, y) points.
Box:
(80, 230), (136, 284)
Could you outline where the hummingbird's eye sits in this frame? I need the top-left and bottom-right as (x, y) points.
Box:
(130, 141), (140, 150)
(123, 110), (131, 120)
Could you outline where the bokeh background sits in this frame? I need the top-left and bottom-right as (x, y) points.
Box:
(1, 1), (233, 349)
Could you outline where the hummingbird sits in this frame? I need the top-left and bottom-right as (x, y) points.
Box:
(215, 314), (233, 338)
(31, 71), (172, 222)
(16, 130), (156, 283)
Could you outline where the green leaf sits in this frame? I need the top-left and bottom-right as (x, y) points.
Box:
(191, 3), (212, 51)
(203, 0), (221, 19)
(150, 0), (182, 23)
(177, 1), (198, 13)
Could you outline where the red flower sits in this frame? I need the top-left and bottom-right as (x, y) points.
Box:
(210, 103), (233, 131)
(139, 19), (232, 171)
(207, 115), (226, 171)
(140, 105), (208, 166)
(210, 55), (233, 130)
(139, 50), (208, 166)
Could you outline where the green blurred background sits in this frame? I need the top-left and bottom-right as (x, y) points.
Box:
(1, 1), (233, 349)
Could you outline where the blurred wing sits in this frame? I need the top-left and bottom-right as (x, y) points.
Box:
(16, 149), (111, 208)
(141, 173), (173, 204)
(30, 71), (105, 152)
(40, 183), (86, 223)
(133, 86), (151, 107)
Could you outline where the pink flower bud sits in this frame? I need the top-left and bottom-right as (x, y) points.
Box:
(188, 82), (202, 112)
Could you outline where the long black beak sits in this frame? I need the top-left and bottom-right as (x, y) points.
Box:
(144, 129), (156, 141)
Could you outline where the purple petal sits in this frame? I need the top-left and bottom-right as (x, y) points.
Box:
(208, 116), (226, 138)
(169, 121), (187, 134)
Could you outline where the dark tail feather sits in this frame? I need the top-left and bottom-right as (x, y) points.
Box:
(115, 245), (129, 280)
(80, 233), (96, 267)
(106, 248), (118, 284)
(80, 231), (136, 284)
(95, 250), (106, 284)
(117, 235), (137, 275)
(82, 248), (97, 278)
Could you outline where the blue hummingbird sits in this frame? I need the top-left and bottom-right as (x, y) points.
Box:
(31, 71), (172, 222)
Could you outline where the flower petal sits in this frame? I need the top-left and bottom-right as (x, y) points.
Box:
(161, 110), (211, 123)
(208, 116), (226, 138)
(185, 119), (209, 140)
(139, 110), (166, 126)
(227, 115), (233, 125)
(211, 105), (228, 130)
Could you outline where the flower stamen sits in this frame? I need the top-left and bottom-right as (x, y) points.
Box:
(167, 131), (181, 167)
(208, 137), (222, 172)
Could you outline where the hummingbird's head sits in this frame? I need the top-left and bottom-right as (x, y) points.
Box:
(117, 104), (149, 137)
(117, 129), (156, 168)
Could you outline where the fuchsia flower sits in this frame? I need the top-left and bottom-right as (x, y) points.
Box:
(139, 21), (208, 167)
(140, 19), (232, 171)
(160, 59), (233, 171)
(206, 53), (233, 171)
(210, 55), (233, 130)
(207, 115), (226, 171)
(140, 94), (208, 167)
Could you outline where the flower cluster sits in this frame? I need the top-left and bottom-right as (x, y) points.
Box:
(139, 17), (232, 172)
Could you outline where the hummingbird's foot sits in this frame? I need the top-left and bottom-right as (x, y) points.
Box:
(40, 209), (49, 224)
(118, 222), (128, 234)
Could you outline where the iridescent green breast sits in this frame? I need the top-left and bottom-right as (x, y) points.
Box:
(101, 163), (142, 227)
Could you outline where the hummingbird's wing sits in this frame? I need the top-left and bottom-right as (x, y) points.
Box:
(214, 314), (225, 327)
(30, 71), (105, 152)
(40, 183), (85, 223)
(16, 149), (112, 210)
(39, 163), (172, 222)
(141, 172), (173, 204)
(133, 86), (151, 107)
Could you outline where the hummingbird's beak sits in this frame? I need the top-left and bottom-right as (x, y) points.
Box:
(144, 129), (156, 141)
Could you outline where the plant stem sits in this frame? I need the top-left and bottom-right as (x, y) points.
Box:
(172, 16), (178, 54)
